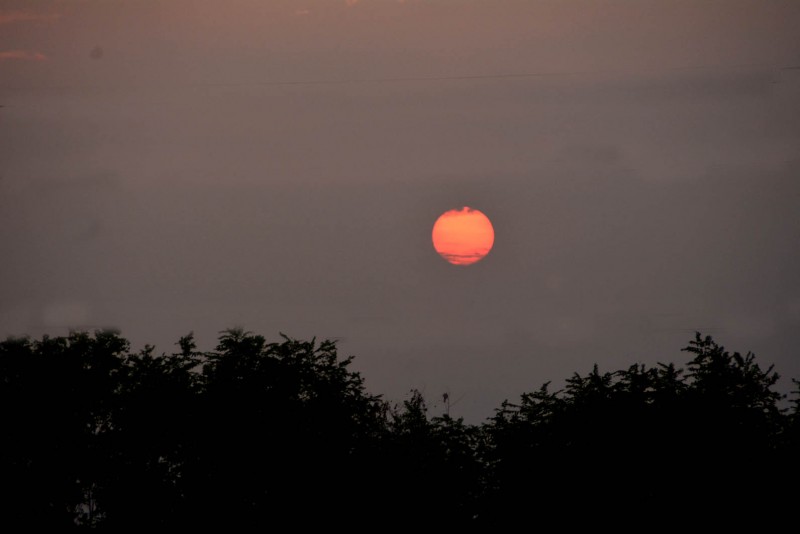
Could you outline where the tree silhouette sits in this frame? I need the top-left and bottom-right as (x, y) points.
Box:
(179, 329), (388, 528)
(91, 337), (202, 528)
(1, 329), (797, 527)
(0, 331), (127, 528)
(375, 389), (486, 525)
(482, 332), (793, 526)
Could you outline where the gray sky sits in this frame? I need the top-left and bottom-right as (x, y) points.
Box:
(2, 0), (800, 422)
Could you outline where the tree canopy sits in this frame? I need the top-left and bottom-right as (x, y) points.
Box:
(1, 330), (797, 527)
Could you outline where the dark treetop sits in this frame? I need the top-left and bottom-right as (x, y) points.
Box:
(1, 329), (798, 528)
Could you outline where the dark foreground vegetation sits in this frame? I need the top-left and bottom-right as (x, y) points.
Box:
(2, 329), (799, 528)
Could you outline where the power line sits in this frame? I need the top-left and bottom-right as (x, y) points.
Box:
(178, 61), (786, 88)
(0, 60), (792, 93)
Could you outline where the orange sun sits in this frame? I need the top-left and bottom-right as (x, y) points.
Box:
(432, 207), (495, 266)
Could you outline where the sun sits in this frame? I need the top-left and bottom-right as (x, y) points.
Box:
(432, 207), (495, 266)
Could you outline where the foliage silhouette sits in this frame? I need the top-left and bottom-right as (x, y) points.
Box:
(482, 333), (795, 526)
(1, 329), (798, 527)
(379, 389), (486, 525)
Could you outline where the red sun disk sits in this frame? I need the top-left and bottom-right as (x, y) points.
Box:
(431, 207), (495, 266)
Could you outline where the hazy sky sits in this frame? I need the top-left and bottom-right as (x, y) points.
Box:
(2, 0), (799, 422)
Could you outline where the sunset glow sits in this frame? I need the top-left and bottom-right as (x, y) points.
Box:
(432, 207), (495, 266)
